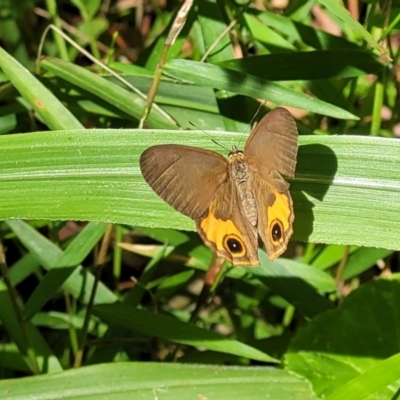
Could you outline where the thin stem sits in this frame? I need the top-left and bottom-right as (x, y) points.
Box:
(36, 25), (169, 119)
(335, 245), (351, 297)
(113, 224), (123, 290)
(44, 0), (69, 61)
(140, 0), (193, 127)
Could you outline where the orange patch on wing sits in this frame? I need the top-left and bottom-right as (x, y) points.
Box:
(267, 188), (292, 238)
(200, 201), (244, 255)
(198, 200), (259, 267)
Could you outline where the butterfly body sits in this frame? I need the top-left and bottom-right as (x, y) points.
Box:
(228, 149), (257, 227)
(140, 107), (298, 267)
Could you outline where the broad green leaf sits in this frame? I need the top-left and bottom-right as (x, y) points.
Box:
(286, 280), (400, 398)
(0, 131), (399, 255)
(0, 362), (318, 399)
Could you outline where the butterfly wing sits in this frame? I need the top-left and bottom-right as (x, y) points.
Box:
(140, 144), (228, 219)
(195, 179), (259, 267)
(252, 175), (294, 260)
(244, 107), (298, 260)
(245, 107), (297, 182)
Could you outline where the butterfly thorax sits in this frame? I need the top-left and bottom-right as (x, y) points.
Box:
(228, 148), (258, 227)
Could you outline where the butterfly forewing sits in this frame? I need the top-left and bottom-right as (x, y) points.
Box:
(244, 107), (298, 260)
(140, 144), (228, 219)
(244, 107), (298, 179)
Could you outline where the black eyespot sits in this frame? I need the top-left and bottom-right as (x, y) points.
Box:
(272, 222), (282, 241)
(226, 237), (243, 254)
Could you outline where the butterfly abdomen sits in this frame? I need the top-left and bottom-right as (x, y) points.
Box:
(229, 153), (257, 227)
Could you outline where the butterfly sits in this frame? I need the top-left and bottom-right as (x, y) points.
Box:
(140, 107), (298, 266)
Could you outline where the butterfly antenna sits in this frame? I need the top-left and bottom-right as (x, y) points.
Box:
(188, 121), (230, 152)
(237, 100), (267, 148)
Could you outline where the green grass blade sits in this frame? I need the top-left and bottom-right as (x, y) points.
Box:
(0, 48), (82, 130)
(197, 0), (235, 62)
(318, 0), (387, 57)
(0, 130), (399, 253)
(6, 220), (117, 305)
(0, 280), (63, 373)
(310, 245), (358, 269)
(252, 8), (360, 50)
(93, 303), (277, 363)
(40, 57), (177, 129)
(9, 254), (40, 286)
(163, 59), (358, 119)
(22, 222), (107, 321)
(325, 352), (400, 400)
(251, 252), (335, 318)
(343, 248), (393, 280)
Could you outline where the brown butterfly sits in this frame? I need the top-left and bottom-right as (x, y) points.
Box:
(140, 107), (298, 267)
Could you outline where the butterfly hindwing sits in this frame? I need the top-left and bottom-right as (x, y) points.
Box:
(195, 179), (259, 266)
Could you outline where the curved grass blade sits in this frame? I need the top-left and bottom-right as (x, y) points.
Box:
(93, 303), (277, 362)
(318, 0), (388, 58)
(163, 59), (358, 120)
(0, 48), (82, 130)
(40, 57), (178, 129)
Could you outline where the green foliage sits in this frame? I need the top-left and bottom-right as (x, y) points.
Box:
(0, 0), (399, 399)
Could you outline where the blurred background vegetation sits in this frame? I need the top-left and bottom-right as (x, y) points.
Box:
(0, 0), (400, 399)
